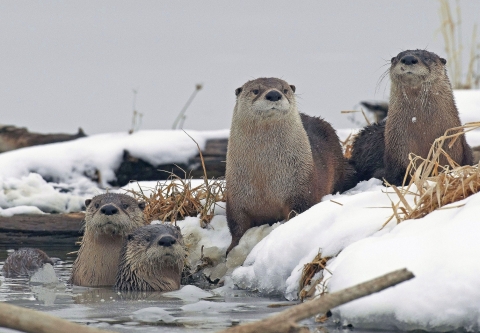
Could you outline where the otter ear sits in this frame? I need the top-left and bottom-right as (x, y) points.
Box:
(440, 58), (447, 65)
(85, 199), (92, 207)
(138, 202), (145, 210)
(127, 234), (134, 241)
(391, 57), (396, 63)
(289, 85), (296, 93)
(235, 87), (242, 96)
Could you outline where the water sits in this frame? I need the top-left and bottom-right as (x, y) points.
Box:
(0, 245), (323, 333)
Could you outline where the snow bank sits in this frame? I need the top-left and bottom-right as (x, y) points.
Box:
(0, 129), (228, 213)
(326, 192), (480, 331)
(231, 179), (405, 299)
(0, 129), (229, 185)
(0, 173), (98, 213)
(456, 89), (480, 126)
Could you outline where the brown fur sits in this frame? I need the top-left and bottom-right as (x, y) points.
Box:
(225, 77), (353, 254)
(69, 193), (147, 287)
(384, 49), (473, 185)
(0, 125), (86, 153)
(115, 224), (185, 292)
(2, 248), (54, 278)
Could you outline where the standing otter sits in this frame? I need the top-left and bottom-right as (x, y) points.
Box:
(350, 50), (473, 185)
(2, 248), (54, 278)
(226, 77), (354, 254)
(69, 193), (147, 287)
(115, 224), (185, 292)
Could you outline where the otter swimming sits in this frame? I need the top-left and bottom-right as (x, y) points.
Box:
(115, 224), (185, 292)
(69, 193), (147, 287)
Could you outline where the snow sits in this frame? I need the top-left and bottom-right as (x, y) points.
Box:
(163, 285), (214, 302)
(0, 129), (228, 185)
(131, 307), (176, 324)
(456, 89), (480, 126)
(0, 129), (228, 213)
(326, 192), (480, 332)
(231, 179), (402, 298)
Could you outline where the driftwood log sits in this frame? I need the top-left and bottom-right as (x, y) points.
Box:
(218, 268), (414, 333)
(0, 301), (115, 333)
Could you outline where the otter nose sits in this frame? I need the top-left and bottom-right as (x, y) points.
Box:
(401, 55), (418, 65)
(265, 90), (282, 102)
(100, 205), (118, 215)
(158, 236), (176, 247)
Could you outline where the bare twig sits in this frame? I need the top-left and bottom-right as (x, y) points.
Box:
(218, 268), (414, 333)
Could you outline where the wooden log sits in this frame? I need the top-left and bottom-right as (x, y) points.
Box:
(0, 302), (114, 333)
(218, 268), (414, 333)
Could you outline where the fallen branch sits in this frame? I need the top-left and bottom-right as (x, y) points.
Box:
(218, 268), (414, 333)
(0, 302), (114, 333)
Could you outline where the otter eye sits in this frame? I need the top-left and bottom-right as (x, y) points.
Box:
(95, 203), (99, 209)
(252, 89), (259, 95)
(145, 237), (150, 242)
(283, 89), (288, 94)
(127, 234), (134, 241)
(122, 204), (129, 209)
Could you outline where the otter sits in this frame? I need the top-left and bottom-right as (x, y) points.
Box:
(225, 77), (354, 254)
(115, 224), (185, 292)
(69, 193), (147, 287)
(0, 125), (86, 153)
(2, 248), (54, 278)
(350, 50), (473, 185)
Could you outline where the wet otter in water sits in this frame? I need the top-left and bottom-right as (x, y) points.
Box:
(225, 77), (355, 254)
(2, 248), (54, 278)
(69, 193), (147, 287)
(350, 50), (473, 185)
(115, 224), (185, 292)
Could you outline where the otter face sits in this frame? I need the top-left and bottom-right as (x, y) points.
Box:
(234, 78), (296, 118)
(84, 193), (146, 237)
(390, 49), (447, 87)
(125, 224), (185, 269)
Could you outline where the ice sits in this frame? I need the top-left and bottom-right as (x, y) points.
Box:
(29, 263), (59, 284)
(0, 205), (45, 217)
(163, 285), (214, 302)
(131, 307), (176, 324)
(180, 300), (243, 313)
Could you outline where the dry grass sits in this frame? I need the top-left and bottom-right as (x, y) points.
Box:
(439, 0), (479, 89)
(126, 130), (226, 227)
(299, 251), (332, 301)
(386, 122), (480, 223)
(340, 132), (356, 159)
(126, 172), (225, 226)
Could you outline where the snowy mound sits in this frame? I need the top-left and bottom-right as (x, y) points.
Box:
(230, 177), (480, 331)
(327, 192), (480, 331)
(0, 129), (228, 213)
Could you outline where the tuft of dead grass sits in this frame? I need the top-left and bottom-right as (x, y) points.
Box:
(126, 130), (226, 227)
(385, 122), (480, 223)
(299, 251), (332, 301)
(340, 132), (356, 159)
(126, 173), (225, 227)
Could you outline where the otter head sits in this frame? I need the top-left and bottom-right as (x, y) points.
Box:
(84, 193), (146, 237)
(390, 49), (447, 87)
(124, 224), (185, 269)
(234, 78), (296, 119)
(116, 224), (185, 291)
